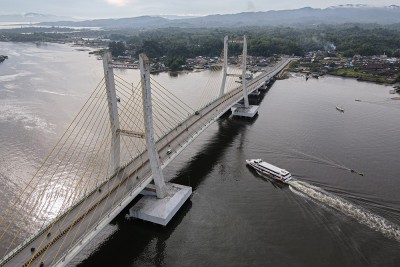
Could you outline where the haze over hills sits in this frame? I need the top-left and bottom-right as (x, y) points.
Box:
(39, 16), (170, 28)
(0, 13), (78, 23)
(4, 5), (400, 27)
(180, 5), (400, 27)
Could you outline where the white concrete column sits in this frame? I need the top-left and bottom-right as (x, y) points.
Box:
(139, 53), (167, 199)
(219, 36), (228, 97)
(102, 52), (120, 173)
(242, 35), (249, 108)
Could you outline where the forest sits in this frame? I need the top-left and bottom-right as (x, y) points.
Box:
(1, 23), (400, 60)
(106, 24), (400, 59)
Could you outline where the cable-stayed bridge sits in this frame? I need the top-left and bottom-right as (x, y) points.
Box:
(0, 36), (295, 267)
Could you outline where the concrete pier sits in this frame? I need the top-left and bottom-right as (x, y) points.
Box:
(128, 183), (192, 226)
(249, 89), (261, 97)
(231, 105), (259, 118)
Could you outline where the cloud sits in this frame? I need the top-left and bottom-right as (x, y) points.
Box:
(247, 1), (256, 11)
(105, 0), (131, 7)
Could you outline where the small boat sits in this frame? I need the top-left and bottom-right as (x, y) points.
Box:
(336, 105), (344, 112)
(355, 99), (362, 102)
(350, 169), (364, 176)
(246, 159), (292, 183)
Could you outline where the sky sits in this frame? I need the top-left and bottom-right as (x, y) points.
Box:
(1, 0), (399, 19)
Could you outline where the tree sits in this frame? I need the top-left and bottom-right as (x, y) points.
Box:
(108, 41), (126, 57)
(165, 56), (186, 71)
(142, 40), (164, 58)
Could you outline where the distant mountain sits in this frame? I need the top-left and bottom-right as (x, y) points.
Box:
(176, 6), (400, 27)
(0, 13), (78, 23)
(41, 16), (169, 28)
(38, 6), (400, 29)
(158, 15), (203, 20)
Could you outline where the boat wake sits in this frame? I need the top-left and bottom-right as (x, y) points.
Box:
(257, 147), (360, 174)
(288, 179), (400, 242)
(290, 148), (350, 172)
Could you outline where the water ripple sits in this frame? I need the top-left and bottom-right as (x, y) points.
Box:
(0, 104), (56, 134)
(0, 71), (32, 82)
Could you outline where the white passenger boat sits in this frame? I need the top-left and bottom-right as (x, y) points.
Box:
(246, 159), (292, 183)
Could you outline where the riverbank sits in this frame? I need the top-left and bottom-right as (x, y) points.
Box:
(288, 64), (400, 85)
(327, 68), (399, 84)
(288, 53), (400, 85)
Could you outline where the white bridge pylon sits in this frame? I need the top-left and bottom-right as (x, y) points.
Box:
(103, 52), (192, 225)
(231, 35), (259, 118)
(102, 52), (168, 199)
(219, 35), (228, 97)
(139, 54), (168, 199)
(241, 35), (250, 108)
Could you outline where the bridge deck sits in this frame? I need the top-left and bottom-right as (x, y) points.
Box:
(1, 58), (293, 267)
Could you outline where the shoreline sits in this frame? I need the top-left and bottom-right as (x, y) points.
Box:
(327, 71), (398, 85)
(287, 71), (400, 92)
(287, 69), (399, 86)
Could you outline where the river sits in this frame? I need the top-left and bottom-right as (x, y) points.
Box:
(1, 42), (400, 266)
